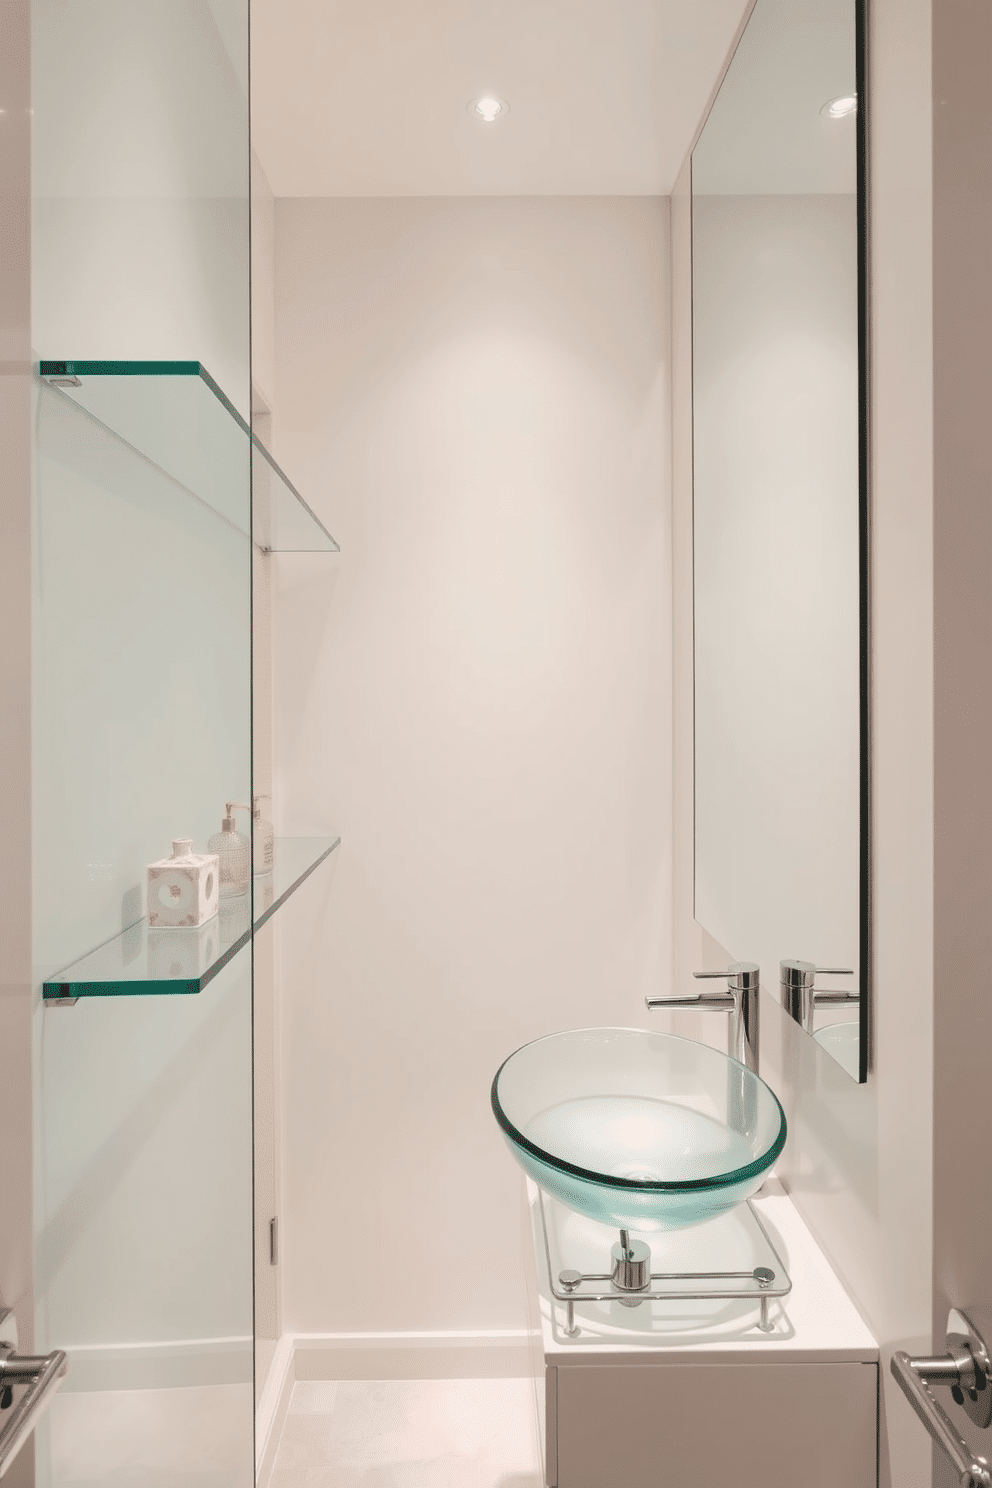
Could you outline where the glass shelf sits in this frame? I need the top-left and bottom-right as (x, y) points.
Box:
(43, 836), (340, 1001)
(38, 361), (339, 554)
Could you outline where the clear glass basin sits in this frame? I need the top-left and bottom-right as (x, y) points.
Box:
(492, 1027), (787, 1232)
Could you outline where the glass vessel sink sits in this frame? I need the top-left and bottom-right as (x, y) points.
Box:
(492, 1028), (787, 1231)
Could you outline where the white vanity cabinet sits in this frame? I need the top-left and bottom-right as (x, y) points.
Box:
(530, 1182), (879, 1488)
(548, 1358), (876, 1487)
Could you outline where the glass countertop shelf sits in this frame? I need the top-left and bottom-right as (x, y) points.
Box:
(39, 361), (339, 554)
(43, 836), (340, 1001)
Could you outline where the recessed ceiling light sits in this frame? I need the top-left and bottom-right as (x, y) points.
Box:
(471, 96), (508, 123)
(821, 94), (857, 119)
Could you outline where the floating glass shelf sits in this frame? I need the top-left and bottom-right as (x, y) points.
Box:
(43, 836), (340, 1001)
(38, 361), (339, 554)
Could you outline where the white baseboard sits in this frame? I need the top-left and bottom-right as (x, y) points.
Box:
(255, 1333), (295, 1488)
(61, 1335), (253, 1393)
(254, 1329), (540, 1484)
(292, 1329), (540, 1382)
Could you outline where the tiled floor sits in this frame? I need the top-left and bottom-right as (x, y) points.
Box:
(269, 1378), (544, 1488)
(45, 1382), (254, 1486)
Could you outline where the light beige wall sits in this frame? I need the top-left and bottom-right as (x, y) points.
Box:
(0, 7), (36, 1483)
(672, 1), (934, 1483)
(251, 151), (276, 413)
(272, 195), (673, 1334)
(251, 146), (280, 1404)
(931, 0), (992, 1482)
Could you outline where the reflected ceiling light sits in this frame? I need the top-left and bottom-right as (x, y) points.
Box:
(821, 94), (857, 119)
(471, 95), (507, 123)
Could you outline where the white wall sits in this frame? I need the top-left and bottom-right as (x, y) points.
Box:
(251, 151), (276, 412)
(272, 195), (672, 1334)
(672, 0), (935, 1483)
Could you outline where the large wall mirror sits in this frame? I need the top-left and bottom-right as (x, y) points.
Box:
(692, 0), (869, 1081)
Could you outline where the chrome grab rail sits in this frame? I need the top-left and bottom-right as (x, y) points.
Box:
(0, 1310), (67, 1479)
(891, 1309), (992, 1488)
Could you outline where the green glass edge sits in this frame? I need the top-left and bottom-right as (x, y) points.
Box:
(39, 360), (340, 551)
(491, 1029), (788, 1195)
(40, 359), (249, 433)
(43, 926), (249, 1001)
(42, 837), (341, 1000)
(46, 979), (202, 1000)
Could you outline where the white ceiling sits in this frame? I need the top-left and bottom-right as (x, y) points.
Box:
(250, 0), (752, 197)
(692, 0), (857, 194)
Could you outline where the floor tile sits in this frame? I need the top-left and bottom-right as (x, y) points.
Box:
(269, 1377), (542, 1488)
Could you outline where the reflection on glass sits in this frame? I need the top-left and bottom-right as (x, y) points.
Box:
(691, 0), (866, 1081)
(31, 1), (256, 1482)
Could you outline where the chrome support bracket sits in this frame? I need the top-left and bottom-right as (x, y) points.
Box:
(538, 1189), (790, 1340)
(891, 1309), (992, 1488)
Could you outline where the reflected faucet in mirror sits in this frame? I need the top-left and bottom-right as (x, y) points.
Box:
(780, 959), (857, 1034)
(645, 962), (760, 1074)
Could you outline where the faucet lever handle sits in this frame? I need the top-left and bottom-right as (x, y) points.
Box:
(695, 961), (761, 990)
(814, 967), (854, 976)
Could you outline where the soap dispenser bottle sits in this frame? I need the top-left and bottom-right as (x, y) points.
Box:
(208, 803), (250, 898)
(252, 795), (275, 877)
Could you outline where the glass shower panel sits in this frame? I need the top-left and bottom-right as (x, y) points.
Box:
(30, 2), (254, 1484)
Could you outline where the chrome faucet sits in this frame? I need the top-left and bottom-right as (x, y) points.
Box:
(645, 962), (760, 1074)
(779, 959), (856, 1034)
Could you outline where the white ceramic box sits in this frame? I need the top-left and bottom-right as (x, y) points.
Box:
(146, 838), (219, 927)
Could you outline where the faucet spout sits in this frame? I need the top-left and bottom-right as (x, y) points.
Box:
(645, 962), (760, 1074)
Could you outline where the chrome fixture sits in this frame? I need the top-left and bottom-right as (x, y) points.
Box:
(891, 1309), (992, 1488)
(780, 960), (857, 1034)
(0, 1309), (67, 1479)
(646, 962), (760, 1073)
(538, 1191), (789, 1339)
(611, 1230), (651, 1306)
